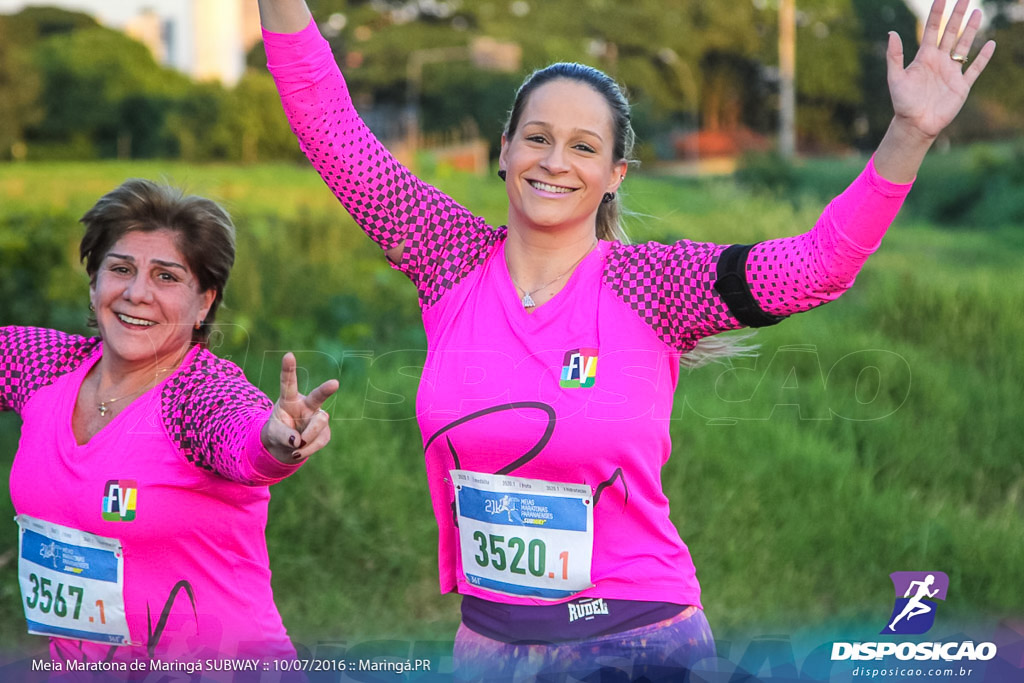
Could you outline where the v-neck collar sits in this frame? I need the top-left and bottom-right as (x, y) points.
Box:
(66, 342), (198, 448)
(495, 239), (607, 328)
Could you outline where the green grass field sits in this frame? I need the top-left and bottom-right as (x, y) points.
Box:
(0, 156), (1021, 659)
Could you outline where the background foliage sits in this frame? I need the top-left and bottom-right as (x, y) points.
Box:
(0, 0), (1020, 162)
(0, 150), (1021, 653)
(0, 0), (1021, 668)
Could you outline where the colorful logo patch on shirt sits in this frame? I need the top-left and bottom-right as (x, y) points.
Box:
(102, 480), (137, 522)
(560, 348), (598, 389)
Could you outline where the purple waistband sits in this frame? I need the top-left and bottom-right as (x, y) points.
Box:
(460, 595), (687, 644)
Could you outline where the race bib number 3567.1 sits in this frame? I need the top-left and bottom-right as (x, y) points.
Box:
(451, 470), (594, 600)
(16, 515), (133, 645)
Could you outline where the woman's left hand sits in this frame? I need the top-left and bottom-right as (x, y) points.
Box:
(887, 0), (996, 141)
(261, 352), (340, 462)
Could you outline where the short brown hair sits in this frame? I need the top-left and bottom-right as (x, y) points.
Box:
(80, 179), (235, 343)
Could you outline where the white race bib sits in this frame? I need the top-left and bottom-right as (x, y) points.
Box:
(16, 515), (134, 645)
(451, 470), (594, 600)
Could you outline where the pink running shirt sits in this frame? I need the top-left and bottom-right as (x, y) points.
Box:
(2, 326), (299, 664)
(265, 20), (911, 607)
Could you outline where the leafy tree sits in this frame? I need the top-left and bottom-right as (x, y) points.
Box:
(849, 0), (919, 150)
(0, 7), (100, 159)
(420, 63), (521, 151)
(116, 93), (180, 158)
(0, 19), (42, 159)
(5, 0), (1005, 161)
(165, 81), (235, 161)
(699, 51), (770, 134)
(29, 25), (189, 158)
(227, 70), (305, 162)
(300, 1), (760, 141)
(297, 1), (881, 153)
(960, 19), (1024, 139)
(3, 5), (98, 40)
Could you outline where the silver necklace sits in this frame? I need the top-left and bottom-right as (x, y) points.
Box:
(508, 240), (597, 308)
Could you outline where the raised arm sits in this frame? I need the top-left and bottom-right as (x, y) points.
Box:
(259, 2), (502, 307)
(748, 0), (994, 317)
(612, 0), (994, 353)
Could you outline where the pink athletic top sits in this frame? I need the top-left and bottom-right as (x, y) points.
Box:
(1, 326), (299, 664)
(265, 20), (911, 608)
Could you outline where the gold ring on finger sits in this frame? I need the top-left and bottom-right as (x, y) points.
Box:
(950, 52), (969, 65)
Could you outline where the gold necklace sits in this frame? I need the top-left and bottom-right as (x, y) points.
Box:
(508, 240), (597, 308)
(96, 349), (189, 417)
(97, 379), (162, 417)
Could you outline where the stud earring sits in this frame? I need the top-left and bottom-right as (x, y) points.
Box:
(497, 169), (507, 181)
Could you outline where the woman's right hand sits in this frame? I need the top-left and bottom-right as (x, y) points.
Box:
(261, 352), (339, 462)
(257, 0), (313, 33)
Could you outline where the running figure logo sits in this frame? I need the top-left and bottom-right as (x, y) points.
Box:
(485, 494), (517, 522)
(881, 571), (949, 635)
(38, 541), (58, 569)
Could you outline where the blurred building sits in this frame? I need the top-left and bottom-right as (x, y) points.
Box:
(124, 8), (166, 64)
(123, 0), (261, 85)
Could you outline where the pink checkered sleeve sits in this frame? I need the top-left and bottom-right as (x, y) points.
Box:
(605, 159), (911, 351)
(264, 20), (501, 309)
(0, 326), (292, 485)
(605, 241), (741, 352)
(160, 349), (297, 485)
(747, 157), (911, 316)
(0, 326), (97, 413)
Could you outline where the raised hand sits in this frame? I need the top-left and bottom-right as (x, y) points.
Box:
(874, 0), (996, 183)
(887, 0), (996, 140)
(261, 352), (340, 462)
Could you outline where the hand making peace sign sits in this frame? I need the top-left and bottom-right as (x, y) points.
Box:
(261, 352), (340, 462)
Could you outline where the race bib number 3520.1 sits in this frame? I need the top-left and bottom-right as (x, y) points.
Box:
(16, 515), (133, 645)
(451, 470), (594, 600)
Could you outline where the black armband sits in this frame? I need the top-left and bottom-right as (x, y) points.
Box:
(713, 244), (787, 328)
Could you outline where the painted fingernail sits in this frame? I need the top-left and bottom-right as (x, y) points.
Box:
(288, 435), (296, 446)
(291, 451), (303, 460)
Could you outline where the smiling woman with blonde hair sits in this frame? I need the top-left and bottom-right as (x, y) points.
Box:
(259, 0), (994, 678)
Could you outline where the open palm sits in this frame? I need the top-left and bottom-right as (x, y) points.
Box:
(887, 0), (996, 140)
